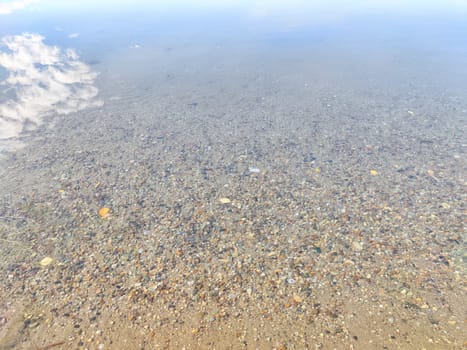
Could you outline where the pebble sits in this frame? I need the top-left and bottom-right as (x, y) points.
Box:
(40, 256), (55, 267)
(98, 207), (110, 218)
(352, 241), (363, 251)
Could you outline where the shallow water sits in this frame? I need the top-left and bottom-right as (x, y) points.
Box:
(0, 2), (466, 349)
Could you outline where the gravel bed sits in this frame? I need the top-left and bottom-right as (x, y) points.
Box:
(0, 45), (465, 349)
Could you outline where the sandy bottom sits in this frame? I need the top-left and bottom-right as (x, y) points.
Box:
(0, 59), (465, 349)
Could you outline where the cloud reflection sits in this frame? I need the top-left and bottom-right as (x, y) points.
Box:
(0, 0), (38, 15)
(0, 33), (103, 143)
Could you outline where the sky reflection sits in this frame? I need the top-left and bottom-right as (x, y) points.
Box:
(0, 33), (102, 145)
(0, 0), (466, 150)
(2, 0), (467, 18)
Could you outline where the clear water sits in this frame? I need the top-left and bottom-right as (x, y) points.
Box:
(0, 1), (466, 349)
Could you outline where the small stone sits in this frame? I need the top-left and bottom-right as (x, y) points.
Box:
(352, 241), (363, 251)
(219, 198), (231, 204)
(293, 294), (303, 303)
(40, 257), (55, 267)
(249, 167), (260, 173)
(370, 170), (378, 176)
(98, 207), (110, 218)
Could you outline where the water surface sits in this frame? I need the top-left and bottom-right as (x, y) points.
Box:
(0, 2), (465, 349)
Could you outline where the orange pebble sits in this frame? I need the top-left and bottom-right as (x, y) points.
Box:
(98, 207), (110, 218)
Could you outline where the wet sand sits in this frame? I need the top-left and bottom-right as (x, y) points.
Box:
(0, 43), (466, 349)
